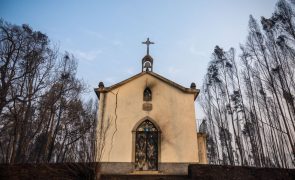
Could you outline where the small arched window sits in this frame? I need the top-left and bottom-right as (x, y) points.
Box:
(143, 87), (152, 101)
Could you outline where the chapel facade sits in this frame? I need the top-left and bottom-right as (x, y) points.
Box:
(94, 38), (207, 175)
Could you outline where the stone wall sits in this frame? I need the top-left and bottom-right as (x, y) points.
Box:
(0, 163), (97, 180)
(99, 162), (189, 175)
(188, 164), (295, 180)
(1, 163), (294, 180)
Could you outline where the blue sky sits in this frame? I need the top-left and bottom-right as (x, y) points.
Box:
(1, 0), (277, 119)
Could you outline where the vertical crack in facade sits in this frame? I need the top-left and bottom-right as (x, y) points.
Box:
(108, 90), (119, 161)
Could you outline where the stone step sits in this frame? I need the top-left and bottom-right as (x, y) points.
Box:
(101, 174), (190, 180)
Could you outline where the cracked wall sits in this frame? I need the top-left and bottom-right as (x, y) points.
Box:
(97, 73), (200, 163)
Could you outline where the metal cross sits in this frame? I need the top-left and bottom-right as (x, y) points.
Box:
(142, 38), (154, 55)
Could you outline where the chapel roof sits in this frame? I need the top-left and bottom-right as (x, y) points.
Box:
(94, 71), (199, 100)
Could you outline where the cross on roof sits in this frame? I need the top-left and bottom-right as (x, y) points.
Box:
(142, 38), (154, 55)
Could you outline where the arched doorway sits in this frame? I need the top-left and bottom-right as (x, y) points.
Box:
(135, 120), (159, 171)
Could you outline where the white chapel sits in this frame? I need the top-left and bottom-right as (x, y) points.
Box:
(94, 38), (207, 175)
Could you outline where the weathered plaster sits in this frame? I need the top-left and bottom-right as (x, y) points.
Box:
(197, 133), (208, 164)
(96, 73), (202, 163)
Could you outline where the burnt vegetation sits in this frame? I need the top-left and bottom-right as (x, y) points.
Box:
(1, 1), (295, 179)
(200, 0), (295, 168)
(0, 19), (97, 165)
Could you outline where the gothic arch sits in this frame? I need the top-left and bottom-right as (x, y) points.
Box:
(132, 116), (161, 132)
